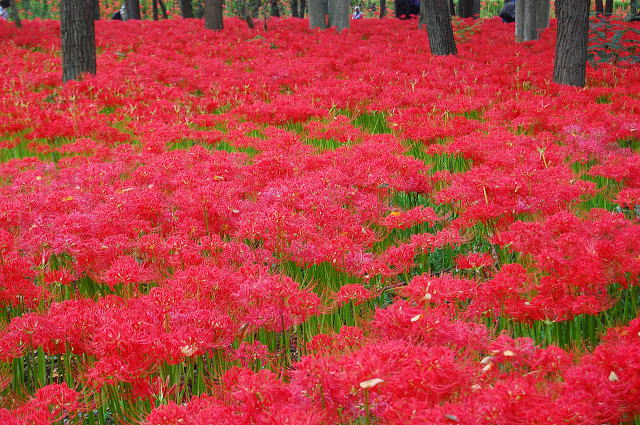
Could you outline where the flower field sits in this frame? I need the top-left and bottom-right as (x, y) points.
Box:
(1, 15), (640, 425)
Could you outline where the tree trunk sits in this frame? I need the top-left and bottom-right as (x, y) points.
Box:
(239, 0), (255, 27)
(594, 0), (603, 14)
(159, 0), (169, 18)
(537, 0), (549, 30)
(380, 0), (387, 17)
(8, 0), (21, 28)
(604, 0), (612, 15)
(309, 0), (327, 28)
(94, 0), (101, 19)
(515, 0), (525, 40)
(61, 0), (97, 83)
(523, 0), (538, 40)
(270, 0), (280, 15)
(290, 0), (299, 17)
(419, 0), (427, 27)
(458, 0), (474, 17)
(553, 0), (589, 86)
(180, 0), (194, 17)
(299, 0), (306, 17)
(126, 0), (141, 19)
(204, 0), (224, 29)
(472, 0), (479, 16)
(333, 0), (349, 31)
(153, 0), (159, 19)
(449, 0), (455, 15)
(424, 0), (457, 55)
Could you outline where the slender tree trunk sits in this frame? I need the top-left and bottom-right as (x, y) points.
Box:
(239, 0), (255, 27)
(8, 0), (21, 28)
(159, 0), (169, 17)
(290, 0), (299, 17)
(152, 0), (159, 19)
(126, 0), (141, 19)
(537, 0), (549, 30)
(333, 0), (349, 31)
(204, 0), (224, 29)
(458, 0), (474, 17)
(594, 0), (603, 13)
(523, 0), (538, 40)
(328, 0), (336, 25)
(180, 0), (194, 17)
(449, 0), (455, 15)
(61, 0), (97, 82)
(299, 0), (306, 16)
(515, 0), (525, 40)
(604, 0), (612, 14)
(309, 0), (327, 27)
(553, 0), (589, 86)
(419, 0), (427, 27)
(380, 0), (387, 17)
(424, 0), (457, 55)
(270, 0), (280, 15)
(94, 0), (101, 19)
(472, 0), (479, 16)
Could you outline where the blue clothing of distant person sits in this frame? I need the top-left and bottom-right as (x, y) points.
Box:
(352, 6), (363, 19)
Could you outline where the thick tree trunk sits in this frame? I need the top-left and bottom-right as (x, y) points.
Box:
(126, 0), (141, 19)
(61, 0), (97, 83)
(380, 0), (387, 17)
(290, 0), (299, 17)
(424, 0), (457, 55)
(604, 0), (612, 15)
(309, 0), (327, 28)
(472, 0), (479, 16)
(537, 0), (549, 30)
(8, 0), (21, 28)
(553, 0), (589, 86)
(299, 0), (306, 16)
(328, 0), (336, 24)
(333, 0), (349, 31)
(523, 0), (538, 40)
(180, 0), (194, 17)
(449, 0), (455, 15)
(204, 0), (224, 29)
(594, 0), (603, 14)
(458, 0), (474, 17)
(515, 0), (525, 40)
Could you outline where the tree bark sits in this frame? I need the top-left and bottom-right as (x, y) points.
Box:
(333, 0), (349, 31)
(61, 0), (97, 83)
(204, 0), (224, 29)
(153, 0), (159, 19)
(523, 0), (538, 40)
(604, 0), (612, 15)
(309, 0), (327, 28)
(180, 0), (194, 17)
(299, 0), (306, 16)
(449, 0), (455, 15)
(472, 0), (479, 16)
(290, 0), (299, 17)
(8, 0), (21, 28)
(419, 0), (427, 27)
(458, 0), (474, 17)
(126, 0), (141, 19)
(553, 0), (589, 86)
(537, 0), (549, 30)
(424, 0), (457, 55)
(94, 0), (101, 19)
(380, 0), (387, 17)
(515, 0), (525, 41)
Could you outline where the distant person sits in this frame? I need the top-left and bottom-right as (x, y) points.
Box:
(499, 0), (516, 23)
(0, 0), (10, 20)
(352, 6), (363, 19)
(112, 3), (127, 20)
